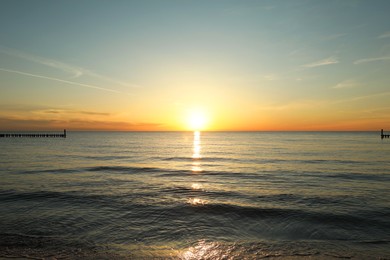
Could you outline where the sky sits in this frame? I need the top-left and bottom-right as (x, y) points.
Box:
(0, 0), (389, 131)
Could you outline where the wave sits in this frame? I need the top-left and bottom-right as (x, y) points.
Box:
(18, 165), (179, 175)
(18, 168), (81, 174)
(167, 203), (390, 232)
(322, 172), (390, 181)
(3, 188), (388, 222)
(3, 233), (386, 259)
(2, 188), (389, 249)
(2, 188), (379, 213)
(15, 164), (390, 186)
(161, 156), (242, 162)
(158, 156), (379, 166)
(0, 189), (113, 204)
(0, 232), (117, 259)
(84, 155), (132, 160)
(87, 165), (161, 173)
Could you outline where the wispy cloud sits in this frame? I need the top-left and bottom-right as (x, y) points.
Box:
(223, 3), (276, 16)
(0, 103), (162, 130)
(258, 99), (322, 111)
(0, 116), (163, 131)
(332, 79), (359, 89)
(262, 74), (279, 81)
(331, 91), (390, 105)
(354, 56), (390, 64)
(378, 31), (390, 39)
(0, 46), (140, 88)
(0, 68), (122, 94)
(258, 91), (390, 112)
(0, 104), (111, 117)
(0, 46), (84, 78)
(39, 109), (110, 116)
(322, 33), (346, 41)
(303, 56), (339, 68)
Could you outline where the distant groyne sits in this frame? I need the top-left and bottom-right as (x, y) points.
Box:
(0, 129), (66, 138)
(381, 129), (389, 139)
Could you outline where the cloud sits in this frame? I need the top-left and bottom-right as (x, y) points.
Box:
(258, 91), (390, 112)
(0, 68), (122, 94)
(353, 56), (390, 65)
(0, 46), (140, 88)
(0, 103), (164, 131)
(262, 74), (279, 81)
(378, 31), (390, 39)
(0, 104), (111, 117)
(223, 4), (276, 16)
(40, 109), (110, 116)
(0, 116), (163, 131)
(0, 103), (48, 112)
(258, 100), (321, 111)
(332, 80), (359, 89)
(74, 111), (111, 116)
(303, 56), (339, 68)
(0, 46), (84, 78)
(322, 33), (346, 41)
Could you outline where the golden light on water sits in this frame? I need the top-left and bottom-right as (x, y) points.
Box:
(192, 131), (201, 159)
(191, 163), (202, 173)
(188, 131), (206, 207)
(192, 131), (202, 172)
(181, 241), (223, 260)
(187, 198), (207, 206)
(191, 183), (202, 190)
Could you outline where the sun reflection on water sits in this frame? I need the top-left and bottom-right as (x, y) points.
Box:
(192, 131), (201, 159)
(192, 131), (202, 173)
(187, 198), (207, 206)
(181, 240), (225, 260)
(191, 183), (202, 190)
(191, 163), (202, 173)
(188, 132), (207, 207)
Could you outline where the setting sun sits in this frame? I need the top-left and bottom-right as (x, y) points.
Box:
(187, 110), (208, 131)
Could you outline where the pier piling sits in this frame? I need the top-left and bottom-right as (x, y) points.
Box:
(381, 129), (389, 139)
(0, 130), (67, 138)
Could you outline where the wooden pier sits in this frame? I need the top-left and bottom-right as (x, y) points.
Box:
(0, 129), (66, 138)
(381, 129), (389, 139)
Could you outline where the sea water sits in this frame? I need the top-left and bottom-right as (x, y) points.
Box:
(0, 131), (389, 259)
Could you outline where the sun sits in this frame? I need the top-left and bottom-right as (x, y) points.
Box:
(187, 110), (208, 131)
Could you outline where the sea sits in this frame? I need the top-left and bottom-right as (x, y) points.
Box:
(0, 131), (389, 259)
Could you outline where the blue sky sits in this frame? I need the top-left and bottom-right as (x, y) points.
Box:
(0, 0), (389, 130)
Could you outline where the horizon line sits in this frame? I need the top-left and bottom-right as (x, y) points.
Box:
(0, 129), (386, 133)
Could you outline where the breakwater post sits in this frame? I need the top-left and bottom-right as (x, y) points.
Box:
(381, 129), (390, 139)
(0, 130), (67, 138)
